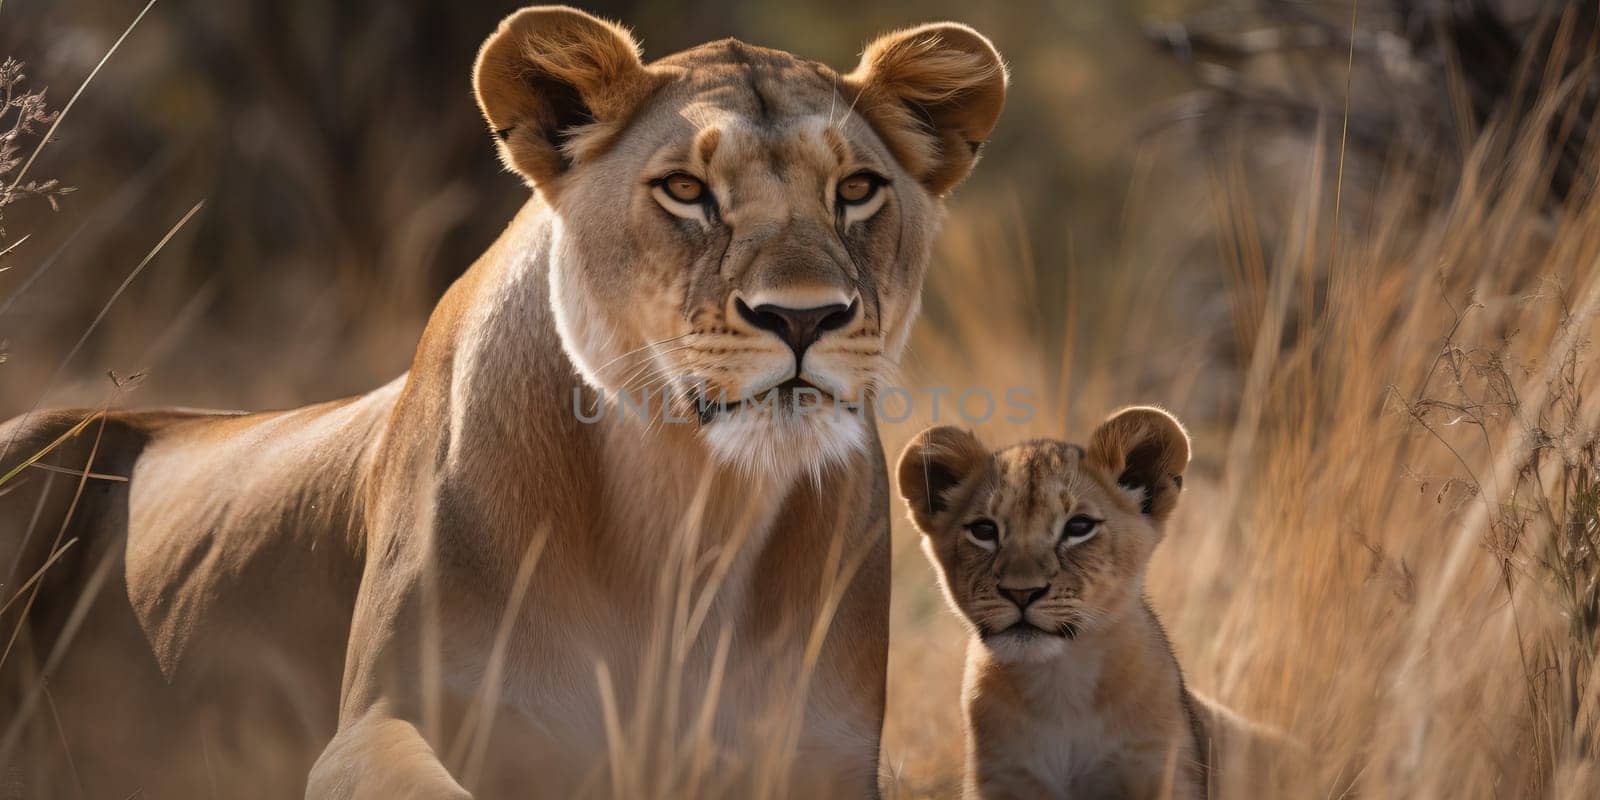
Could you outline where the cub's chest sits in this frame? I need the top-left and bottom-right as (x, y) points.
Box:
(969, 659), (1197, 799)
(1026, 715), (1131, 793)
(986, 720), (1186, 799)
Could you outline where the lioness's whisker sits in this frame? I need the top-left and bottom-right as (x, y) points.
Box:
(590, 332), (695, 376)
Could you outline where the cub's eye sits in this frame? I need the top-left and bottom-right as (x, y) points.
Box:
(662, 173), (707, 204)
(837, 171), (883, 205)
(1061, 516), (1101, 547)
(964, 519), (1000, 551)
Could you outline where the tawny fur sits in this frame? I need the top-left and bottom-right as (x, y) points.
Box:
(896, 409), (1292, 799)
(0, 7), (1005, 798)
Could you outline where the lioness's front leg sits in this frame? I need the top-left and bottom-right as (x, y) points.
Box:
(307, 556), (475, 800)
(308, 702), (471, 800)
(754, 465), (893, 799)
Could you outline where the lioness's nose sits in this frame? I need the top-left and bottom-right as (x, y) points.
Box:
(1000, 585), (1048, 610)
(736, 298), (858, 361)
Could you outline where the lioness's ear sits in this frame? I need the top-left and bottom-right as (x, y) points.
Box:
(844, 23), (1007, 197)
(1086, 407), (1191, 525)
(473, 6), (660, 191)
(896, 426), (989, 533)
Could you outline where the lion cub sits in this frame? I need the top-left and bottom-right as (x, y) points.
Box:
(897, 407), (1240, 799)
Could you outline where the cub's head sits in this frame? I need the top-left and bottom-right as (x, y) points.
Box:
(895, 408), (1190, 662)
(474, 6), (1005, 477)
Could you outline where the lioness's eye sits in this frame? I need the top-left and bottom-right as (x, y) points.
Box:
(1061, 516), (1101, 546)
(964, 519), (1000, 550)
(837, 171), (882, 205)
(662, 173), (707, 204)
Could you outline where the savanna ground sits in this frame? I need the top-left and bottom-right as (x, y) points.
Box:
(4, 1), (1600, 797)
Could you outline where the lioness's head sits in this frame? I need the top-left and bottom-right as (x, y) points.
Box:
(896, 408), (1190, 661)
(474, 6), (1005, 476)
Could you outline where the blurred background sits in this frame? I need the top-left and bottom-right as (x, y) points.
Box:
(6, 0), (1600, 797)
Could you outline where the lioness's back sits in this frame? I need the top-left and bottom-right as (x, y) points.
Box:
(0, 381), (397, 797)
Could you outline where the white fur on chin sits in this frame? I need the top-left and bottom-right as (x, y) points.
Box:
(983, 633), (1068, 664)
(701, 405), (868, 485)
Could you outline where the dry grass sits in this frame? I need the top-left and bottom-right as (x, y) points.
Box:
(6, 17), (1600, 800)
(0, 57), (71, 272)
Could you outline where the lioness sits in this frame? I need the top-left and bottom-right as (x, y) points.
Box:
(0, 7), (1004, 798)
(896, 409), (1281, 799)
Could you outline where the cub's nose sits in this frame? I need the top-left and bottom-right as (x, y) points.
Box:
(735, 298), (859, 361)
(1000, 586), (1048, 610)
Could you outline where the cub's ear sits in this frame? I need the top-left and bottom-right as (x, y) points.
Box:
(1086, 406), (1191, 525)
(473, 6), (661, 192)
(844, 23), (1007, 197)
(896, 426), (989, 533)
